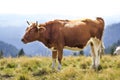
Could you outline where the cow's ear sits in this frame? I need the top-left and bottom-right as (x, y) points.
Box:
(38, 27), (46, 33)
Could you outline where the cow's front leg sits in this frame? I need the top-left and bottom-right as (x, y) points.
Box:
(52, 50), (57, 70)
(57, 50), (63, 70)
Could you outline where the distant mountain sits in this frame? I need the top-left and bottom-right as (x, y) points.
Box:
(0, 41), (19, 57)
(103, 22), (120, 47)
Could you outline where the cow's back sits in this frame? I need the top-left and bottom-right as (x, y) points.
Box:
(61, 21), (90, 48)
(60, 17), (104, 48)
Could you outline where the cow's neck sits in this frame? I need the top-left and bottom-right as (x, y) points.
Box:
(37, 25), (53, 48)
(46, 26), (54, 47)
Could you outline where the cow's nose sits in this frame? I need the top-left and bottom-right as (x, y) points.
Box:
(21, 38), (24, 42)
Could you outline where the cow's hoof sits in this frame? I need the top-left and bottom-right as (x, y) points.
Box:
(57, 67), (61, 71)
(57, 64), (61, 71)
(90, 65), (102, 71)
(97, 65), (102, 71)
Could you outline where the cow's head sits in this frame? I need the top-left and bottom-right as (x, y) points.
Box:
(21, 21), (46, 44)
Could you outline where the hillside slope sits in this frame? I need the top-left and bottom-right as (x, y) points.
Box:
(103, 23), (120, 47)
(0, 41), (18, 57)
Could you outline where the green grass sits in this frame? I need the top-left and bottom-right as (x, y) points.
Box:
(0, 55), (120, 80)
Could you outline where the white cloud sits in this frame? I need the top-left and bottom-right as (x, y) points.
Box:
(0, 0), (120, 17)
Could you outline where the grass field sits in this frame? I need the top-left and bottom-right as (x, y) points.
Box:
(0, 55), (120, 80)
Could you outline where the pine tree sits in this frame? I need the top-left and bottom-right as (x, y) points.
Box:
(73, 52), (77, 56)
(110, 44), (116, 55)
(18, 48), (25, 57)
(79, 50), (84, 56)
(0, 50), (3, 58)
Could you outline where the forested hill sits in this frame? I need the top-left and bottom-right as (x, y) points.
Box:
(0, 41), (19, 57)
(104, 22), (120, 47)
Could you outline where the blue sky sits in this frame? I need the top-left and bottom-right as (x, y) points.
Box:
(0, 0), (120, 17)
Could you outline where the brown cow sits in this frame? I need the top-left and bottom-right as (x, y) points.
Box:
(22, 17), (104, 70)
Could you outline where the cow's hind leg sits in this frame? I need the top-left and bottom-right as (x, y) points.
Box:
(90, 42), (96, 69)
(52, 50), (57, 70)
(90, 38), (102, 70)
(57, 50), (63, 70)
(98, 42), (105, 58)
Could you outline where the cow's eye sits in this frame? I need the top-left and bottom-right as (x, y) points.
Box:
(30, 29), (34, 33)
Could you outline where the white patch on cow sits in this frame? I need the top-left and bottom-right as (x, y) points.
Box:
(57, 20), (66, 24)
(52, 59), (56, 69)
(64, 46), (83, 51)
(64, 20), (85, 27)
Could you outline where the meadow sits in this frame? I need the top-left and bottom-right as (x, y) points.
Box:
(0, 55), (120, 80)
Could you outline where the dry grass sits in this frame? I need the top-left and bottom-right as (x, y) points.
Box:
(0, 55), (120, 80)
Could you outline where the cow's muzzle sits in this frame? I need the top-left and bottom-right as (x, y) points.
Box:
(21, 38), (27, 44)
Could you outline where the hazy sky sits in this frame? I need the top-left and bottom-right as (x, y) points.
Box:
(0, 0), (120, 17)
